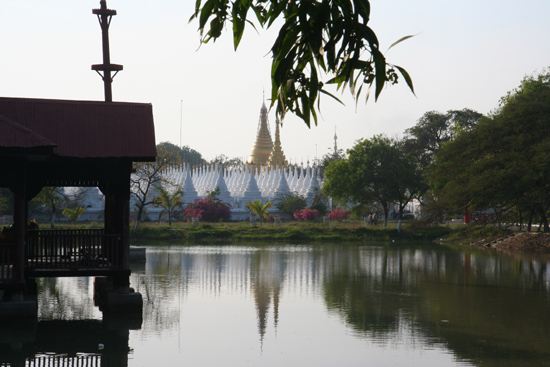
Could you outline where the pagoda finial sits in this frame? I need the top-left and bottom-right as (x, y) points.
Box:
(247, 97), (273, 165)
(92, 0), (123, 102)
(266, 115), (288, 167)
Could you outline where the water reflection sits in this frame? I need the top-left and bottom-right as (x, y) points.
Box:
(3, 242), (550, 367)
(1, 276), (139, 366)
(129, 243), (550, 367)
(320, 244), (550, 366)
(0, 318), (132, 366)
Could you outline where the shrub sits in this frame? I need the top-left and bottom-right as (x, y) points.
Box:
(309, 190), (329, 215)
(328, 208), (349, 222)
(294, 209), (319, 222)
(184, 197), (232, 222)
(276, 192), (307, 216)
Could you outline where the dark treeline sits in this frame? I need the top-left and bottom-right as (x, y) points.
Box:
(323, 67), (550, 232)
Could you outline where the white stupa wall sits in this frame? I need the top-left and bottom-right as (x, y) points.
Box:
(56, 163), (323, 222)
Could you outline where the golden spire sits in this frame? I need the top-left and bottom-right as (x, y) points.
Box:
(267, 116), (288, 167)
(247, 101), (273, 165)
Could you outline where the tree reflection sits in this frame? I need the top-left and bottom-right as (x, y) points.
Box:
(321, 243), (550, 366)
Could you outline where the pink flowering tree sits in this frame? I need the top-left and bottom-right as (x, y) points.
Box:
(328, 208), (349, 222)
(184, 206), (204, 220)
(184, 197), (232, 222)
(294, 209), (320, 222)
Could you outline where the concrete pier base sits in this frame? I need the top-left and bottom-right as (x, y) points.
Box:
(0, 280), (38, 319)
(129, 246), (146, 263)
(0, 296), (38, 319)
(0, 296), (38, 318)
(105, 291), (143, 312)
(94, 276), (143, 315)
(0, 316), (37, 355)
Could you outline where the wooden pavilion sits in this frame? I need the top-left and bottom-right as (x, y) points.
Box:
(0, 1), (156, 317)
(0, 97), (156, 313)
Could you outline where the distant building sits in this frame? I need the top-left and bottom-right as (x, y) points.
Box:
(247, 101), (274, 165)
(247, 100), (288, 167)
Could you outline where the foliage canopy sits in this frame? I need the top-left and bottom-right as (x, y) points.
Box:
(429, 68), (550, 230)
(157, 141), (205, 165)
(192, 0), (414, 127)
(323, 135), (424, 227)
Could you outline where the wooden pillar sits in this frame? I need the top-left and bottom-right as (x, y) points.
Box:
(103, 162), (131, 291)
(96, 163), (142, 315)
(10, 159), (27, 289)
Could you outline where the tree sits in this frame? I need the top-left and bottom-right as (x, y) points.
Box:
(245, 199), (273, 224)
(131, 145), (180, 230)
(192, 0), (414, 127)
(32, 187), (68, 228)
(0, 188), (14, 216)
(276, 192), (307, 217)
(157, 141), (205, 165)
(323, 135), (424, 230)
(314, 147), (345, 178)
(309, 189), (329, 215)
(62, 207), (85, 223)
(404, 109), (482, 168)
(153, 186), (184, 226)
(429, 68), (550, 230)
(403, 109), (481, 221)
(209, 154), (245, 166)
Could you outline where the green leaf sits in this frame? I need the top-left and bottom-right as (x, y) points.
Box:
(319, 88), (344, 105)
(191, 0), (416, 128)
(354, 0), (371, 20)
(199, 0), (216, 30)
(232, 3), (246, 49)
(210, 17), (223, 38)
(372, 48), (386, 101)
(394, 65), (415, 96)
(387, 34), (416, 52)
(267, 1), (288, 28)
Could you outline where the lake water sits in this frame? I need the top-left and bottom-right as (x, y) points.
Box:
(2, 241), (550, 366)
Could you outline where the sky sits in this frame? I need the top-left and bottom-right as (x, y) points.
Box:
(1, 0), (550, 164)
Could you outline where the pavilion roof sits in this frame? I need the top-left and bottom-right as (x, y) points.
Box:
(0, 97), (156, 161)
(0, 113), (56, 155)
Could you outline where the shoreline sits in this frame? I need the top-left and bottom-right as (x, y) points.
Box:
(470, 232), (550, 254)
(128, 222), (452, 244)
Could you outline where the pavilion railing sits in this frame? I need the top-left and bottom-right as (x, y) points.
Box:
(26, 229), (122, 271)
(0, 242), (14, 282)
(23, 354), (103, 367)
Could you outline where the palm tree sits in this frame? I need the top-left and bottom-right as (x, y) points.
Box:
(245, 199), (273, 225)
(153, 186), (183, 226)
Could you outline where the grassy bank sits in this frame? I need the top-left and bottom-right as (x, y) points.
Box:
(441, 224), (514, 245)
(27, 220), (518, 245)
(128, 220), (454, 244)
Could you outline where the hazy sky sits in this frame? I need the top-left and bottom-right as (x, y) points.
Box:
(1, 1), (549, 163)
